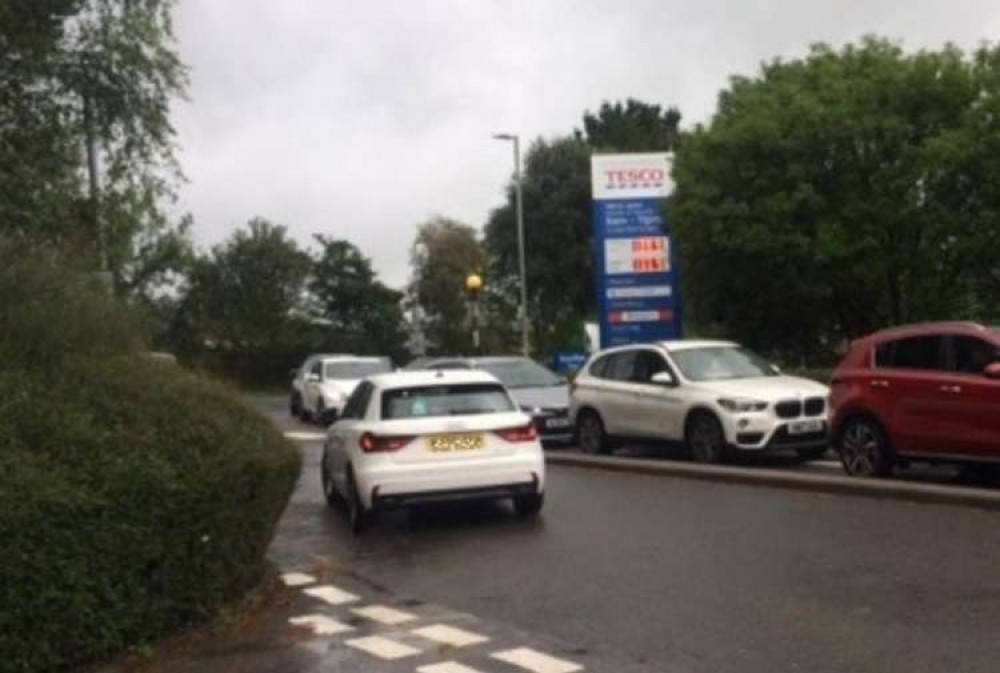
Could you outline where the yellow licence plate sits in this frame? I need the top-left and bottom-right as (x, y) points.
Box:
(427, 434), (485, 453)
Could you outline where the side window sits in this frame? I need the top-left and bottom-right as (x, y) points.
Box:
(951, 337), (1000, 375)
(589, 354), (612, 379)
(341, 382), (372, 421)
(607, 351), (637, 382)
(632, 350), (670, 383)
(877, 336), (945, 371)
(310, 360), (323, 378)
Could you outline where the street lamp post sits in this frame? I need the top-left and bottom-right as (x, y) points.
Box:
(492, 133), (529, 356)
(466, 273), (484, 355)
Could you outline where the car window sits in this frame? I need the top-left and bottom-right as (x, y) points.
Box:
(632, 350), (671, 383)
(607, 351), (638, 382)
(477, 359), (563, 388)
(341, 381), (373, 420)
(589, 354), (612, 379)
(381, 383), (515, 420)
(325, 360), (391, 380)
(876, 335), (946, 371)
(951, 336), (1000, 375)
(310, 361), (322, 378)
(670, 346), (776, 381)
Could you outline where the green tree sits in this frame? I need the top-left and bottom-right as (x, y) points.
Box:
(673, 38), (988, 361)
(309, 235), (407, 362)
(174, 218), (310, 357)
(0, 0), (190, 297)
(578, 97), (682, 151)
(408, 217), (485, 355)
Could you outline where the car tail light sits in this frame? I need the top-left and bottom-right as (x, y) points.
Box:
(494, 424), (538, 443)
(359, 432), (413, 453)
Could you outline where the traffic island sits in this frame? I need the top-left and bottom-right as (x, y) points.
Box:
(546, 452), (1000, 511)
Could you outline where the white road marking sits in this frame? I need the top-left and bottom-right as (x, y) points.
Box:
(303, 585), (360, 606)
(351, 604), (418, 625)
(492, 647), (584, 673)
(413, 624), (490, 648)
(283, 430), (327, 441)
(418, 662), (485, 673)
(288, 614), (353, 636)
(281, 572), (316, 587)
(346, 635), (421, 660)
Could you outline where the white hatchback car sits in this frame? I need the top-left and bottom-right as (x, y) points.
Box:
(291, 355), (392, 425)
(322, 369), (546, 532)
(570, 341), (830, 463)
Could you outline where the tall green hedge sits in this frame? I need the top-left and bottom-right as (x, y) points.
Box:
(0, 244), (302, 672)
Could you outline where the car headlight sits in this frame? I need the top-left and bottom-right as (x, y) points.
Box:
(718, 398), (768, 413)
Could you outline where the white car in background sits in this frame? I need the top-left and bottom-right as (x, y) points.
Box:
(570, 341), (830, 463)
(321, 369), (546, 533)
(290, 355), (392, 425)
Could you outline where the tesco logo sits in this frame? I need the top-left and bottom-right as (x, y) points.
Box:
(604, 168), (666, 190)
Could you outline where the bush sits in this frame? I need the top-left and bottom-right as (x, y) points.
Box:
(0, 243), (301, 673)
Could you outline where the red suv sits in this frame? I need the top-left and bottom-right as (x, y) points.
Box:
(830, 322), (1000, 477)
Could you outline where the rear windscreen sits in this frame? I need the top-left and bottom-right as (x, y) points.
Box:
(381, 384), (515, 420)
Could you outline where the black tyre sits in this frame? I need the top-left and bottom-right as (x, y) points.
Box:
(837, 416), (893, 478)
(514, 492), (544, 517)
(320, 451), (339, 509)
(315, 397), (327, 427)
(796, 446), (829, 462)
(686, 413), (728, 464)
(290, 392), (302, 418)
(577, 411), (610, 455)
(345, 468), (368, 535)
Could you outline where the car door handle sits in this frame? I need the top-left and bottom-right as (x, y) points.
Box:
(870, 380), (890, 388)
(939, 385), (962, 394)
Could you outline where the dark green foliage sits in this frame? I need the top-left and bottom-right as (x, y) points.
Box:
(673, 38), (1000, 361)
(0, 242), (301, 672)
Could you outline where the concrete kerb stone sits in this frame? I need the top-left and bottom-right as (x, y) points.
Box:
(546, 452), (1000, 511)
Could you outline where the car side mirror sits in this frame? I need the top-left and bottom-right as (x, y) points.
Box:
(306, 373), (321, 383)
(985, 363), (1000, 379)
(650, 371), (677, 387)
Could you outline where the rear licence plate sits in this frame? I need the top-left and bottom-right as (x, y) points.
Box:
(427, 434), (485, 453)
(788, 419), (825, 435)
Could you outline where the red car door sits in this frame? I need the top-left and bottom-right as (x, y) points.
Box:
(943, 335), (1000, 460)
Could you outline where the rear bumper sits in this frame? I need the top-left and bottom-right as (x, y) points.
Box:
(372, 476), (540, 510)
(355, 453), (545, 509)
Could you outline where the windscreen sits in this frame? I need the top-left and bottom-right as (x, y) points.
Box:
(478, 359), (563, 388)
(670, 347), (777, 382)
(324, 360), (391, 380)
(381, 383), (515, 420)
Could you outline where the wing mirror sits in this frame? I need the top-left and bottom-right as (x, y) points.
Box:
(306, 373), (321, 383)
(650, 371), (677, 387)
(985, 363), (1000, 379)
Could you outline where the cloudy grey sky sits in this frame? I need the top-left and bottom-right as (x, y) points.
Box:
(172, 0), (1000, 288)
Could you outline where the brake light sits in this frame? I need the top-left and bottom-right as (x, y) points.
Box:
(359, 432), (413, 453)
(494, 424), (538, 443)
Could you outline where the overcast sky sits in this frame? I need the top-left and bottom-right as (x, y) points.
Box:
(172, 0), (1000, 288)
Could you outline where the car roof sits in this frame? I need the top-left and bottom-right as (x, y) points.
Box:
(868, 322), (992, 341)
(366, 369), (501, 389)
(593, 340), (738, 357)
(319, 355), (387, 364)
(422, 355), (532, 366)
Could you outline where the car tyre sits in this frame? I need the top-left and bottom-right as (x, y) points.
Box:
(577, 411), (611, 455)
(290, 392), (302, 418)
(837, 416), (893, 478)
(315, 397), (327, 427)
(514, 492), (544, 517)
(345, 468), (368, 535)
(320, 452), (340, 509)
(686, 412), (728, 464)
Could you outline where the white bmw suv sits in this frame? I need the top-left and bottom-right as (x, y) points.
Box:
(570, 341), (830, 463)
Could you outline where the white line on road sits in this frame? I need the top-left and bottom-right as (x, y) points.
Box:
(288, 614), (353, 636)
(303, 585), (360, 606)
(281, 572), (316, 587)
(418, 662), (486, 673)
(412, 624), (490, 648)
(492, 647), (584, 673)
(346, 636), (421, 660)
(351, 604), (418, 625)
(283, 431), (327, 441)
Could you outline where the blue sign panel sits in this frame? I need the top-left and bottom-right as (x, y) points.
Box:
(591, 154), (682, 348)
(552, 351), (588, 375)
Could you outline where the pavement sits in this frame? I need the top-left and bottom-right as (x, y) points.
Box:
(118, 395), (1000, 673)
